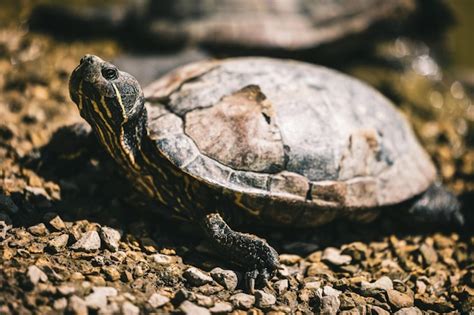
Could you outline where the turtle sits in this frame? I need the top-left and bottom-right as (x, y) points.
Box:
(31, 0), (417, 51)
(68, 55), (464, 291)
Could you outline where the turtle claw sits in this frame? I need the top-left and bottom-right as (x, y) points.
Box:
(245, 268), (275, 294)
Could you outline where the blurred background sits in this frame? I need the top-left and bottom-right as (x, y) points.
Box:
(0, 1), (474, 313)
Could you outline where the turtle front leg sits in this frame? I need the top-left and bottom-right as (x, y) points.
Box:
(200, 213), (281, 293)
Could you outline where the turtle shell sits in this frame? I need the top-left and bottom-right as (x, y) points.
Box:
(148, 0), (415, 50)
(143, 58), (436, 224)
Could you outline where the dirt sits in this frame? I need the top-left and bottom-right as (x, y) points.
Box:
(1, 3), (474, 315)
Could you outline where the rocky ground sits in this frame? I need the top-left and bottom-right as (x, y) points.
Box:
(1, 3), (474, 315)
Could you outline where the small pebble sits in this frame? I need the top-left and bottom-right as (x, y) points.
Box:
(184, 267), (213, 286)
(99, 226), (121, 252)
(122, 301), (139, 315)
(27, 223), (49, 236)
(393, 307), (423, 315)
(47, 234), (69, 253)
(209, 301), (233, 314)
(68, 296), (88, 315)
(27, 265), (48, 285)
(322, 247), (352, 266)
(45, 213), (66, 231)
(387, 289), (414, 309)
(230, 293), (255, 310)
(318, 295), (340, 314)
(53, 298), (67, 311)
(148, 293), (169, 308)
(71, 230), (101, 252)
(152, 253), (175, 265)
(180, 300), (211, 315)
(210, 267), (238, 291)
(255, 290), (276, 308)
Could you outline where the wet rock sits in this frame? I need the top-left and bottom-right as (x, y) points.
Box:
(148, 293), (169, 308)
(180, 300), (210, 315)
(99, 226), (121, 252)
(27, 265), (48, 286)
(322, 247), (352, 266)
(255, 290), (276, 308)
(230, 293), (255, 310)
(71, 230), (100, 252)
(122, 301), (139, 315)
(210, 301), (233, 314)
(47, 234), (68, 253)
(386, 289), (414, 309)
(210, 267), (238, 291)
(184, 267), (213, 286)
(68, 296), (87, 315)
(27, 223), (49, 236)
(44, 213), (66, 231)
(393, 307), (422, 315)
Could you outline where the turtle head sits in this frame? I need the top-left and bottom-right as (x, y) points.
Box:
(69, 54), (147, 165)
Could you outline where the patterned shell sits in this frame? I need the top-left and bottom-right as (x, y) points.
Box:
(143, 58), (436, 212)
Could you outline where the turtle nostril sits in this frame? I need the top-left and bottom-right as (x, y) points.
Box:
(80, 54), (93, 65)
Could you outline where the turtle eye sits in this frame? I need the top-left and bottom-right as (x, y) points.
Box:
(102, 67), (118, 80)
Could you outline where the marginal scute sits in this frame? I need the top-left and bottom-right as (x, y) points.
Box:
(143, 60), (219, 101)
(154, 134), (198, 168)
(184, 85), (285, 173)
(147, 105), (183, 140)
(229, 171), (269, 191)
(183, 155), (232, 186)
(268, 171), (309, 199)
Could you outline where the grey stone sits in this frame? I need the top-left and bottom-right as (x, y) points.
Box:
(210, 267), (238, 291)
(99, 226), (121, 252)
(230, 293), (255, 310)
(184, 267), (213, 286)
(180, 301), (210, 315)
(209, 301), (233, 314)
(68, 296), (88, 315)
(122, 301), (139, 315)
(322, 247), (352, 266)
(148, 293), (170, 308)
(71, 230), (101, 252)
(27, 265), (48, 285)
(255, 290), (276, 308)
(47, 234), (69, 253)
